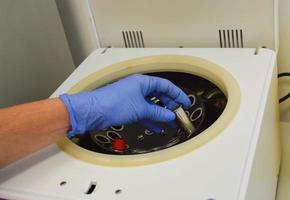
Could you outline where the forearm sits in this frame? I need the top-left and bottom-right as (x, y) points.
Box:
(0, 98), (70, 167)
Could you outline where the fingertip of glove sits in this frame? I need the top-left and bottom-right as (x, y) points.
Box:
(182, 95), (192, 109)
(184, 102), (191, 109)
(166, 110), (176, 121)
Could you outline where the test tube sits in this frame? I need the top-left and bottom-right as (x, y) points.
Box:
(174, 106), (196, 137)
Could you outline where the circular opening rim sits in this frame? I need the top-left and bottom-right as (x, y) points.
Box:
(57, 55), (241, 167)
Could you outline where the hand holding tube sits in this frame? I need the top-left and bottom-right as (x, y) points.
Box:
(60, 74), (191, 137)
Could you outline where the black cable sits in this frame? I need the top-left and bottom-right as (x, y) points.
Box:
(278, 72), (290, 103)
(280, 93), (290, 103)
(278, 72), (290, 78)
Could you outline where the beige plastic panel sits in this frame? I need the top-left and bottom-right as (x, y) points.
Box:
(278, 0), (290, 122)
(57, 55), (240, 167)
(276, 122), (290, 200)
(90, 0), (277, 49)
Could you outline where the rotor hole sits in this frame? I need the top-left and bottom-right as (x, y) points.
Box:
(95, 135), (110, 144)
(107, 131), (122, 140)
(144, 129), (154, 136)
(188, 94), (196, 107)
(190, 107), (203, 121)
(111, 125), (124, 131)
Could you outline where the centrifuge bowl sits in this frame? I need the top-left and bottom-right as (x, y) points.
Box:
(57, 55), (241, 167)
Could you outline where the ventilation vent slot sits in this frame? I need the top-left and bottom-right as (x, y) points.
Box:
(219, 29), (244, 48)
(122, 31), (145, 48)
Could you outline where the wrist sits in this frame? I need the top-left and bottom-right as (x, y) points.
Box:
(59, 92), (108, 138)
(59, 94), (82, 138)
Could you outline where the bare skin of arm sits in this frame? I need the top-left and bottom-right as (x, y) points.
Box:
(0, 98), (70, 168)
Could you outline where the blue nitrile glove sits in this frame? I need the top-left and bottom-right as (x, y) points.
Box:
(60, 74), (191, 138)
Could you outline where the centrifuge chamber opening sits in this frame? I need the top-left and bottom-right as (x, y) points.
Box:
(57, 55), (240, 167)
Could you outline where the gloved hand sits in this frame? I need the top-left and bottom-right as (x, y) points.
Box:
(60, 74), (191, 138)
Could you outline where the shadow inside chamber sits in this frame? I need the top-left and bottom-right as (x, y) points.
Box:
(73, 72), (227, 155)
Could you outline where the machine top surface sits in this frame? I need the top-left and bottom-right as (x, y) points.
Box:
(0, 48), (277, 200)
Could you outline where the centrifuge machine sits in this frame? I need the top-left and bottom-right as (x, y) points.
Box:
(0, 0), (280, 199)
(0, 47), (280, 200)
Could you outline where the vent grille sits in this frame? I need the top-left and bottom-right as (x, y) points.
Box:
(122, 31), (145, 48)
(219, 29), (244, 48)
